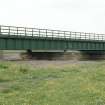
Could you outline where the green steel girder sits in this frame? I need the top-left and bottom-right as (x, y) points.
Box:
(0, 35), (105, 51)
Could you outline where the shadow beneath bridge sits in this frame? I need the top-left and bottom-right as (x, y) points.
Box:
(80, 51), (105, 60)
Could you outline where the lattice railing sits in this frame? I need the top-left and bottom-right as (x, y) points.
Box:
(0, 25), (105, 40)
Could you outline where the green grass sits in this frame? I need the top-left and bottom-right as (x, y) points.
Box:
(0, 61), (105, 105)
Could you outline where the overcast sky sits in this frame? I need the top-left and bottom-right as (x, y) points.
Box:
(0, 0), (105, 33)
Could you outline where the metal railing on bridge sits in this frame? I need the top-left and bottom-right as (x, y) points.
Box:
(0, 25), (105, 41)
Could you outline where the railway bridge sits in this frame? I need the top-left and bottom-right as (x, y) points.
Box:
(0, 25), (105, 51)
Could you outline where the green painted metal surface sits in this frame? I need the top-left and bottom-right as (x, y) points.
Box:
(0, 25), (105, 51)
(0, 35), (105, 51)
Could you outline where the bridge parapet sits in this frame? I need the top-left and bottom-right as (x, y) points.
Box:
(0, 25), (105, 41)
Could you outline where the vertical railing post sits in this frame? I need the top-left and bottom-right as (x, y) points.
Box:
(52, 30), (53, 38)
(17, 27), (18, 36)
(98, 34), (99, 40)
(57, 31), (59, 38)
(96, 34), (98, 40)
(39, 29), (40, 37)
(8, 26), (10, 36)
(25, 27), (27, 36)
(102, 35), (104, 41)
(0, 26), (1, 35)
(94, 33), (95, 40)
(89, 33), (90, 40)
(70, 32), (71, 39)
(32, 28), (33, 37)
(64, 31), (65, 39)
(46, 29), (47, 37)
(80, 32), (81, 40)
(75, 32), (76, 39)
(85, 33), (87, 40)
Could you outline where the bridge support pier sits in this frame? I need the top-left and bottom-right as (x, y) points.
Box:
(27, 49), (32, 55)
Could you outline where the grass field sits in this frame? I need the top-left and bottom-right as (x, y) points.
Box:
(0, 61), (105, 105)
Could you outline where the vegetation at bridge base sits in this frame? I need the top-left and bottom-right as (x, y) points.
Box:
(0, 61), (105, 104)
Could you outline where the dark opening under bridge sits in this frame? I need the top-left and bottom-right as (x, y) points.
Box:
(0, 25), (105, 51)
